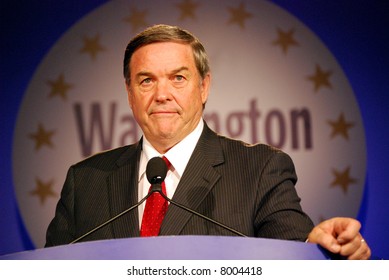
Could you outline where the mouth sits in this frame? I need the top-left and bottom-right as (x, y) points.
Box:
(152, 110), (173, 114)
(150, 111), (177, 117)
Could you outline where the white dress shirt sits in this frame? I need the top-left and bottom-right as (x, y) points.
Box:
(137, 119), (204, 227)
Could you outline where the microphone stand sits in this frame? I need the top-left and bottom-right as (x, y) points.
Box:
(70, 182), (247, 244)
(70, 192), (152, 244)
(153, 187), (247, 238)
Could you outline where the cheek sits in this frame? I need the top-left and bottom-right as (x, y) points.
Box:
(127, 94), (142, 117)
(131, 93), (153, 115)
(127, 94), (133, 109)
(127, 87), (135, 107)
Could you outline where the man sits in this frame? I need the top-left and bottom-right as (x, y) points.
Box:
(46, 24), (371, 259)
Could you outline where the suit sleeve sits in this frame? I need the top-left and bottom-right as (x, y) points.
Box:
(254, 151), (314, 241)
(45, 166), (76, 247)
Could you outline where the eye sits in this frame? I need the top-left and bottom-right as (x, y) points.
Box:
(141, 77), (152, 85)
(173, 75), (185, 82)
(138, 77), (155, 92)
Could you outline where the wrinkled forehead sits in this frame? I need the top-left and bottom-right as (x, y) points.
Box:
(129, 42), (198, 74)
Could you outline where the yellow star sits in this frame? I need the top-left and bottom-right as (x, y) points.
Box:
(330, 166), (357, 194)
(307, 64), (333, 92)
(176, 0), (200, 20)
(327, 113), (355, 140)
(272, 28), (299, 54)
(80, 34), (105, 60)
(28, 123), (55, 151)
(30, 177), (57, 205)
(47, 73), (73, 101)
(227, 2), (253, 29)
(124, 7), (149, 32)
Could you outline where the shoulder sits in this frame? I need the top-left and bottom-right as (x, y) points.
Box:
(201, 123), (293, 167)
(72, 142), (139, 171)
(219, 133), (288, 158)
(217, 134), (295, 172)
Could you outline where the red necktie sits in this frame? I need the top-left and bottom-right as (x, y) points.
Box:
(140, 156), (171, 237)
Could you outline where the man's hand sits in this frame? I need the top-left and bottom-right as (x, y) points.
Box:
(307, 217), (371, 260)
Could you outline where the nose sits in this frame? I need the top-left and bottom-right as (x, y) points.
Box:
(154, 79), (172, 102)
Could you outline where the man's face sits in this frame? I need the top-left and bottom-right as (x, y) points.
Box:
(127, 41), (210, 152)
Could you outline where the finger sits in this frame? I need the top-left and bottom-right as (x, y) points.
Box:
(336, 219), (361, 244)
(338, 234), (362, 257)
(308, 228), (341, 253)
(342, 238), (371, 260)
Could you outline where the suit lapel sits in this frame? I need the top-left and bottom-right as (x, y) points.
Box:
(160, 124), (224, 235)
(107, 141), (142, 238)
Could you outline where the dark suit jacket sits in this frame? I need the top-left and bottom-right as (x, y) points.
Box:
(45, 122), (314, 247)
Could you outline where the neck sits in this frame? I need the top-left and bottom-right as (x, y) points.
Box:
(143, 136), (178, 154)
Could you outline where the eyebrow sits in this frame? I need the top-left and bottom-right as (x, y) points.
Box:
(170, 66), (190, 75)
(135, 66), (190, 79)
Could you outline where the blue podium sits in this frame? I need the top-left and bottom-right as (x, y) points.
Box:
(1, 236), (330, 260)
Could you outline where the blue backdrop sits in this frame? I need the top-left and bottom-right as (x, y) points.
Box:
(1, 0), (388, 259)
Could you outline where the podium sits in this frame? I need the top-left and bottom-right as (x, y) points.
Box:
(1, 236), (330, 260)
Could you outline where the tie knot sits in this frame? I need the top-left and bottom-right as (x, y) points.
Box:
(162, 156), (171, 169)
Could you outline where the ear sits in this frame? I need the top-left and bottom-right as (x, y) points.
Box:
(200, 72), (211, 104)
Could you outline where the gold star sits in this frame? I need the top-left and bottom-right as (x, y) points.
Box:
(176, 0), (200, 20)
(28, 123), (55, 151)
(124, 7), (149, 32)
(47, 73), (73, 101)
(307, 64), (333, 92)
(30, 177), (57, 205)
(227, 2), (253, 29)
(80, 34), (105, 60)
(327, 113), (355, 140)
(272, 28), (299, 54)
(330, 166), (357, 194)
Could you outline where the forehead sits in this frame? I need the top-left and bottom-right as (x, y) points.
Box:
(130, 42), (196, 72)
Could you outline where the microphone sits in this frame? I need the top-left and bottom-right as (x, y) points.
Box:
(148, 157), (247, 237)
(146, 156), (168, 192)
(69, 157), (169, 244)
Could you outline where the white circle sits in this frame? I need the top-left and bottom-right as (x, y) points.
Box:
(13, 0), (366, 247)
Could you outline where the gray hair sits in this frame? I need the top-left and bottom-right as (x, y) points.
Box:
(123, 24), (210, 86)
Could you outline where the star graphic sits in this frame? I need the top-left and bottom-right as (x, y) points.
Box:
(47, 73), (73, 101)
(124, 7), (149, 32)
(227, 2), (253, 29)
(28, 123), (55, 151)
(272, 28), (299, 54)
(328, 113), (355, 140)
(176, 0), (200, 20)
(307, 64), (333, 92)
(330, 166), (357, 194)
(80, 34), (106, 60)
(30, 177), (57, 205)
